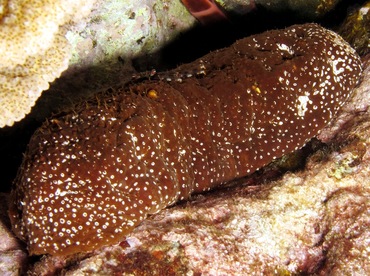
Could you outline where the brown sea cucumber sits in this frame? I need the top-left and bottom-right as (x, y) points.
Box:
(9, 24), (363, 256)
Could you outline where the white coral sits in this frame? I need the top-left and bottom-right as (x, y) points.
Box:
(0, 0), (95, 127)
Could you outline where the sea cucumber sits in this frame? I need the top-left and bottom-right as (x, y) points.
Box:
(8, 24), (362, 256)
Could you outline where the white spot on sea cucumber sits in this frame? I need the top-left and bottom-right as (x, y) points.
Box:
(55, 188), (67, 197)
(277, 43), (295, 55)
(332, 58), (345, 75)
(296, 95), (312, 117)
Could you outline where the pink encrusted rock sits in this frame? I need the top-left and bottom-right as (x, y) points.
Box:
(0, 193), (28, 275)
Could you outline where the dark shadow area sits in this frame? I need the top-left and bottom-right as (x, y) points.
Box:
(0, 0), (365, 193)
(134, 0), (367, 72)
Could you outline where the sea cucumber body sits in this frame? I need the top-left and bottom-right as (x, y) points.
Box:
(9, 24), (362, 256)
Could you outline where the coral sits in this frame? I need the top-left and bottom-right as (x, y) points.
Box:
(0, 0), (95, 128)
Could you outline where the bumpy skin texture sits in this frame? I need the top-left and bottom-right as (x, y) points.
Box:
(9, 24), (362, 256)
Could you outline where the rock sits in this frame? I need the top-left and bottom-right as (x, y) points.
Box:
(338, 0), (370, 56)
(254, 0), (342, 19)
(0, 194), (28, 275)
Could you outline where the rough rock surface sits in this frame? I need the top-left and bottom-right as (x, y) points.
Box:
(254, 0), (342, 18)
(0, 194), (27, 275)
(338, 0), (370, 56)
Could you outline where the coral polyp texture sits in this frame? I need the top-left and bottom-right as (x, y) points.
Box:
(9, 24), (362, 256)
(0, 0), (95, 128)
